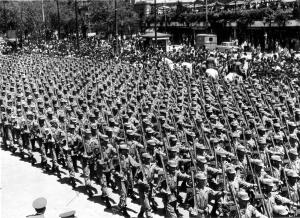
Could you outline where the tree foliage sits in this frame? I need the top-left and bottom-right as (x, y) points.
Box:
(0, 0), (140, 38)
(89, 0), (139, 35)
(146, 7), (295, 27)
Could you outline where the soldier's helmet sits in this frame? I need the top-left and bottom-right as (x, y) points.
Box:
(237, 191), (249, 201)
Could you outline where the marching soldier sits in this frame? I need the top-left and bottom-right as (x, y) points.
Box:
(136, 152), (159, 218)
(158, 160), (190, 218)
(188, 172), (224, 218)
(20, 111), (37, 164)
(3, 106), (14, 151)
(94, 134), (116, 209)
(283, 169), (300, 208)
(270, 155), (282, 181)
(46, 128), (61, 178)
(11, 108), (23, 153)
(37, 115), (48, 170)
(236, 191), (267, 218)
(225, 167), (256, 196)
(81, 129), (96, 197)
(62, 124), (77, 188)
(114, 143), (140, 217)
(261, 178), (299, 217)
(288, 149), (300, 174)
(235, 145), (248, 179)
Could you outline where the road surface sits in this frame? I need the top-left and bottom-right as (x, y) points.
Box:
(1, 148), (188, 218)
(1, 148), (139, 218)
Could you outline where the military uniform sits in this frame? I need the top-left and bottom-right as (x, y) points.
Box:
(159, 160), (190, 218)
(81, 129), (96, 196)
(136, 153), (161, 218)
(95, 138), (116, 207)
(114, 143), (140, 216)
(26, 197), (47, 218)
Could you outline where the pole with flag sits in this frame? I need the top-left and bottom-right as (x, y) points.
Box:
(42, 0), (45, 23)
(42, 0), (46, 40)
(154, 0), (157, 48)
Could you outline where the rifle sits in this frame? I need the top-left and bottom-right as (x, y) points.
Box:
(96, 129), (104, 161)
(246, 155), (271, 218)
(134, 145), (148, 185)
(227, 83), (249, 127)
(288, 78), (300, 107)
(228, 180), (242, 218)
(252, 123), (273, 176)
(187, 105), (213, 154)
(120, 115), (128, 145)
(137, 102), (147, 150)
(265, 149), (274, 177)
(213, 84), (238, 158)
(241, 81), (263, 123)
(78, 122), (89, 159)
(282, 167), (292, 211)
(190, 169), (198, 216)
(221, 157), (226, 193)
(159, 154), (175, 202)
(157, 105), (169, 160)
(169, 104), (180, 141)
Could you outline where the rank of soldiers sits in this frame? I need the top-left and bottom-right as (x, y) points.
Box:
(0, 53), (300, 218)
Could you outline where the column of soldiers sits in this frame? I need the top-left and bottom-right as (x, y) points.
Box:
(0, 53), (300, 218)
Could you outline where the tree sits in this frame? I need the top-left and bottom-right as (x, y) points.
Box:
(0, 0), (140, 39)
(89, 0), (139, 36)
(0, 2), (21, 33)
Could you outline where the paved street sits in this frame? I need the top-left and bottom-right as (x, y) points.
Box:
(1, 148), (142, 218)
(0, 147), (182, 218)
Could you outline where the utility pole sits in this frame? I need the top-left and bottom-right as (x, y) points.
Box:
(20, 2), (23, 44)
(42, 0), (45, 23)
(115, 0), (118, 54)
(42, 0), (46, 41)
(3, 0), (7, 33)
(75, 0), (80, 50)
(164, 0), (167, 33)
(154, 0), (157, 48)
(205, 0), (208, 32)
(56, 0), (61, 39)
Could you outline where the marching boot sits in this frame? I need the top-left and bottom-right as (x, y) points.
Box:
(20, 150), (25, 159)
(175, 209), (183, 218)
(95, 177), (100, 185)
(51, 165), (56, 173)
(60, 158), (66, 168)
(3, 139), (8, 150)
(150, 199), (158, 211)
(45, 163), (51, 172)
(70, 177), (76, 188)
(41, 160), (46, 170)
(72, 156), (78, 173)
(11, 144), (17, 153)
(31, 156), (36, 166)
(105, 196), (111, 209)
(110, 182), (117, 191)
(56, 167), (61, 179)
(137, 211), (144, 218)
(87, 186), (93, 198)
(128, 188), (137, 201)
(9, 141), (15, 152)
(121, 207), (131, 218)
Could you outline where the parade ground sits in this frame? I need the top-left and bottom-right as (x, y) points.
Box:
(1, 148), (182, 218)
(1, 148), (134, 218)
